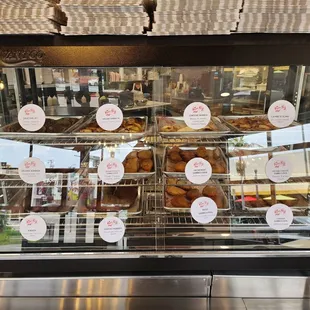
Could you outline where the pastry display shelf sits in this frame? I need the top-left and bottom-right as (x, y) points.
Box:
(146, 193), (310, 225)
(0, 133), (153, 146)
(0, 177), (157, 189)
(158, 136), (229, 146)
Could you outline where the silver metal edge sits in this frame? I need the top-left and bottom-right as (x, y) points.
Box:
(0, 251), (310, 260)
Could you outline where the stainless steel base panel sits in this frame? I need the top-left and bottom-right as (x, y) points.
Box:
(244, 299), (310, 310)
(0, 298), (208, 310)
(1, 298), (309, 310)
(212, 274), (310, 298)
(0, 276), (211, 297)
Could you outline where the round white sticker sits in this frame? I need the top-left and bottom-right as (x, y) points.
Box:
(98, 158), (124, 184)
(268, 100), (295, 128)
(266, 203), (293, 231)
(183, 102), (211, 130)
(185, 158), (212, 184)
(20, 215), (47, 241)
(96, 104), (123, 131)
(265, 156), (292, 183)
(191, 197), (218, 224)
(18, 157), (46, 184)
(18, 104), (46, 132)
(98, 217), (125, 243)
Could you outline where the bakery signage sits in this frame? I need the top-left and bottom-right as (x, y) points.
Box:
(98, 216), (125, 243)
(268, 100), (295, 128)
(191, 197), (218, 224)
(185, 158), (212, 184)
(98, 158), (124, 184)
(19, 215), (47, 241)
(18, 104), (46, 132)
(18, 157), (46, 184)
(96, 104), (124, 131)
(266, 203), (293, 230)
(183, 102), (211, 130)
(0, 49), (45, 67)
(265, 156), (292, 183)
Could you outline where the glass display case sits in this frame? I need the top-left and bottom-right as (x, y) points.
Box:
(0, 63), (309, 257)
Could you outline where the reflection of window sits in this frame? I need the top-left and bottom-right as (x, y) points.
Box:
(0, 139), (30, 168)
(32, 145), (80, 168)
(89, 141), (137, 168)
(271, 126), (303, 146)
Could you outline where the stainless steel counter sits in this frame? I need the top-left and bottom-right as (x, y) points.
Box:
(0, 275), (309, 309)
(0, 298), (309, 310)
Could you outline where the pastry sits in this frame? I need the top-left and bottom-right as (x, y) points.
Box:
(167, 178), (178, 185)
(177, 126), (196, 132)
(161, 125), (174, 132)
(186, 189), (201, 201)
(124, 157), (139, 173)
(80, 117), (145, 133)
(168, 146), (181, 154)
(196, 146), (208, 158)
(174, 161), (187, 172)
(202, 185), (218, 197)
(125, 151), (138, 159)
(227, 117), (276, 131)
(171, 196), (191, 208)
(140, 159), (153, 172)
(166, 186), (187, 196)
(214, 195), (224, 209)
(176, 179), (192, 191)
(204, 149), (214, 159)
(169, 151), (182, 163)
(212, 163), (226, 174)
(138, 150), (152, 160)
(166, 146), (227, 175)
(180, 150), (196, 162)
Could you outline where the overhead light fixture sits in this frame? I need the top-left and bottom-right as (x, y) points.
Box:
(220, 92), (230, 97)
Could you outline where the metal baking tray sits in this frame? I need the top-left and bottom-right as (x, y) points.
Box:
(88, 146), (156, 181)
(162, 146), (228, 179)
(73, 115), (148, 141)
(89, 186), (142, 216)
(164, 179), (231, 213)
(156, 116), (231, 138)
(121, 146), (156, 180)
(219, 115), (300, 134)
(0, 116), (82, 139)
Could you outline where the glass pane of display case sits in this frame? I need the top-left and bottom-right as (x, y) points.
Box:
(0, 65), (309, 254)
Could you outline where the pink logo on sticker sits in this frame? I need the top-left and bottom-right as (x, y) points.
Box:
(198, 200), (209, 208)
(26, 218), (38, 226)
(193, 161), (204, 168)
(107, 162), (118, 170)
(104, 108), (117, 117)
(107, 219), (118, 227)
(274, 208), (286, 216)
(274, 104), (287, 112)
(273, 160), (286, 168)
(24, 161), (36, 169)
(192, 104), (204, 113)
(24, 108), (36, 115)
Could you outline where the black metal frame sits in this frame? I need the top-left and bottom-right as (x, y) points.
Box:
(1, 33), (310, 274)
(1, 34), (310, 66)
(0, 255), (310, 276)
